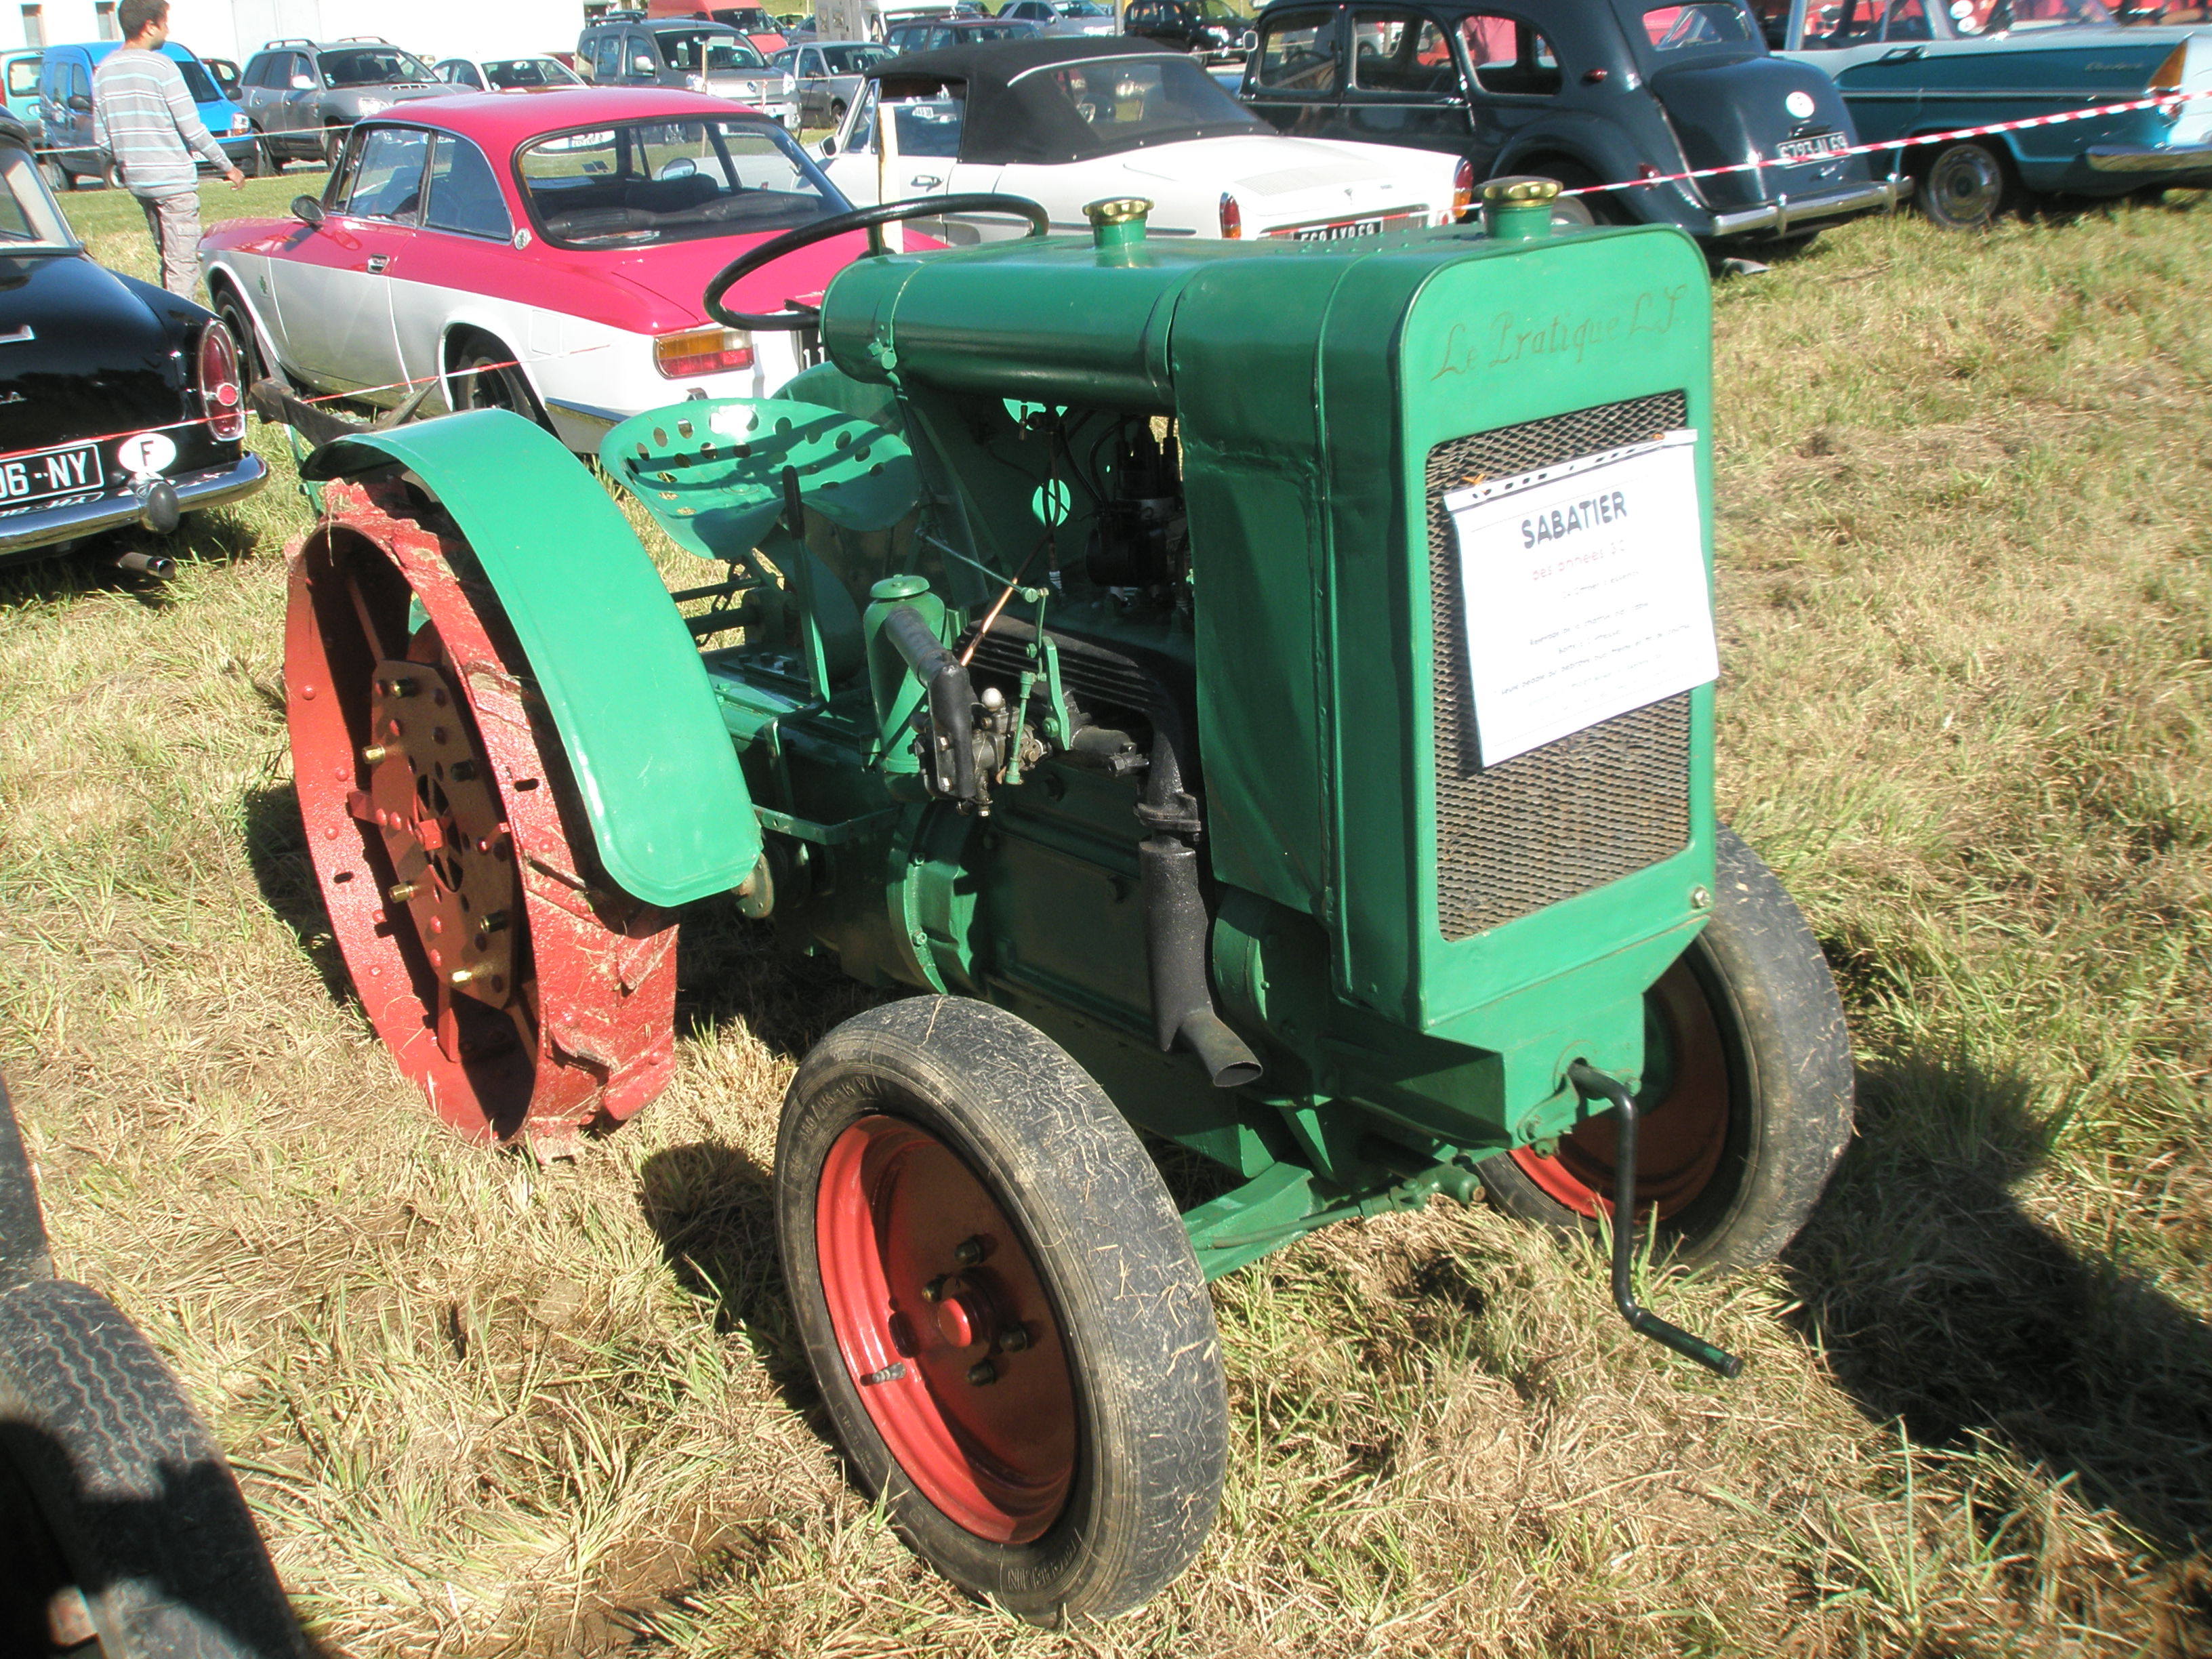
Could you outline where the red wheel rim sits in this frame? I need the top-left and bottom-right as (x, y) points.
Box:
(285, 479), (680, 1151)
(816, 1115), (1077, 1544)
(1509, 958), (1729, 1222)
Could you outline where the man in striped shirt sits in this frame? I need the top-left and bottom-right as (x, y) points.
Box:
(91, 0), (245, 296)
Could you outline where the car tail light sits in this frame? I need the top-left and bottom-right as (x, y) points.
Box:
(1218, 192), (1241, 239)
(655, 325), (755, 379)
(197, 321), (245, 442)
(1450, 157), (1473, 221)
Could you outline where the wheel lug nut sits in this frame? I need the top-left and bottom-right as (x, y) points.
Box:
(921, 1275), (947, 1303)
(386, 882), (417, 903)
(478, 910), (510, 934)
(954, 1235), (985, 1267)
(360, 743), (388, 765)
(966, 1361), (996, 1386)
(999, 1324), (1030, 1353)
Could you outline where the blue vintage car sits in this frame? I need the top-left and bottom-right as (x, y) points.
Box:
(1759, 0), (2212, 226)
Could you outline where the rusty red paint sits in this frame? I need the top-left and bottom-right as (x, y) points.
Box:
(285, 480), (680, 1150)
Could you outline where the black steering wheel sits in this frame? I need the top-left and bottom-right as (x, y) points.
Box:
(703, 192), (1052, 330)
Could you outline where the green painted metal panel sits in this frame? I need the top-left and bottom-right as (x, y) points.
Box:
(304, 410), (760, 908)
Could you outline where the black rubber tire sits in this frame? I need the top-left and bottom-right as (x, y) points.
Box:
(321, 126), (345, 171)
(234, 140), (262, 180)
(447, 336), (549, 429)
(1532, 159), (1633, 226)
(1917, 140), (2017, 230)
(0, 1078), (52, 1295)
(1477, 825), (1856, 1273)
(775, 996), (1227, 1625)
(37, 157), (68, 194)
(213, 289), (267, 390)
(0, 1279), (304, 1658)
(102, 158), (124, 192)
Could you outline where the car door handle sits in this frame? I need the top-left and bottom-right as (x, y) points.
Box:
(366, 253), (390, 273)
(910, 173), (942, 187)
(1878, 44), (1925, 60)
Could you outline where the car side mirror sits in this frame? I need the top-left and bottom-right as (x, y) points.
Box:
(819, 135), (836, 155)
(66, 93), (90, 112)
(291, 194), (325, 226)
(290, 74), (316, 90)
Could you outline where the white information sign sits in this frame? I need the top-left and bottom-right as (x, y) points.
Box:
(1444, 430), (1717, 766)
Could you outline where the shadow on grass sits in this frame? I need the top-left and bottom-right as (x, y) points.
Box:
(239, 781), (356, 1008)
(1781, 1046), (2212, 1558)
(0, 508), (262, 611)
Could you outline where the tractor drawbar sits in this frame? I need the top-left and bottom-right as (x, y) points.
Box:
(1568, 1061), (1744, 1379)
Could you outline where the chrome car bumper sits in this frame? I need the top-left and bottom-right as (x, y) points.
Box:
(0, 453), (268, 561)
(1707, 173), (1912, 238)
(2085, 142), (2212, 173)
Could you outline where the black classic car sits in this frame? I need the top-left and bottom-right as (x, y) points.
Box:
(0, 112), (264, 572)
(1242, 0), (1912, 240)
(1124, 0), (1262, 63)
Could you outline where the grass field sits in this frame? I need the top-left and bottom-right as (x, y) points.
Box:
(5, 176), (2211, 1656)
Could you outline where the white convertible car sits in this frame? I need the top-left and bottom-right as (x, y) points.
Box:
(815, 35), (1471, 241)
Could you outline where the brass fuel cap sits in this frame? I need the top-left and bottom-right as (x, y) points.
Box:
(1477, 175), (1563, 243)
(1084, 195), (1153, 252)
(1083, 195), (1153, 225)
(1477, 175), (1563, 205)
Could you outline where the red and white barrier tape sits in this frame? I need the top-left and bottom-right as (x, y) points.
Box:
(1554, 83), (2212, 199)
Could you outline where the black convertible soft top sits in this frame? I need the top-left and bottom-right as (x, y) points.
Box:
(872, 35), (1264, 165)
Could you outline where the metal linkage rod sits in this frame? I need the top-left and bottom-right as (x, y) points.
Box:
(1566, 1061), (1742, 1379)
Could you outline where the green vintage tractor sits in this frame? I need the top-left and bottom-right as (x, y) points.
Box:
(279, 180), (1853, 1622)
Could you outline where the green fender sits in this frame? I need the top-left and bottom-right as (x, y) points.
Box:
(304, 409), (760, 908)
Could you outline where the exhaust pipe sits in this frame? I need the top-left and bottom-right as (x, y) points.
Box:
(1137, 725), (1263, 1090)
(111, 548), (176, 579)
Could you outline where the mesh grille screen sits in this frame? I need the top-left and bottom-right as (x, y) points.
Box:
(1427, 392), (1693, 941)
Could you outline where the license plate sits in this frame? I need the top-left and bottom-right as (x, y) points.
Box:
(1778, 130), (1849, 162)
(1290, 217), (1384, 242)
(0, 441), (103, 508)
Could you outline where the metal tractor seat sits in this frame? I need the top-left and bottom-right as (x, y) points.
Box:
(601, 397), (924, 692)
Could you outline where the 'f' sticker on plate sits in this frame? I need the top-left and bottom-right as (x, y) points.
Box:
(1443, 430), (1717, 766)
(115, 431), (178, 476)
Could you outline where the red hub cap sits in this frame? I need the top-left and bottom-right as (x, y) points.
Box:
(816, 1115), (1076, 1544)
(1509, 958), (1729, 1221)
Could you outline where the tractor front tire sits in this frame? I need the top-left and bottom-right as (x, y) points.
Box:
(776, 996), (1227, 1625)
(1477, 825), (1854, 1273)
(0, 1279), (304, 1659)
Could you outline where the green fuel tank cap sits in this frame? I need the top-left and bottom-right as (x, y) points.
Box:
(1084, 195), (1151, 253)
(1479, 175), (1559, 243)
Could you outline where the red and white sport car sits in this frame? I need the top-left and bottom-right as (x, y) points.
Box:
(199, 87), (878, 454)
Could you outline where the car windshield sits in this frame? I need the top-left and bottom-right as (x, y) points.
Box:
(0, 143), (77, 251)
(484, 56), (580, 87)
(716, 7), (775, 24)
(1059, 1), (1116, 13)
(958, 20), (1036, 35)
(1191, 0), (1246, 16)
(1021, 53), (1265, 145)
(174, 58), (222, 101)
(518, 116), (842, 247)
(321, 47), (433, 86)
(822, 45), (888, 70)
(1640, 2), (1761, 47)
(659, 30), (769, 70)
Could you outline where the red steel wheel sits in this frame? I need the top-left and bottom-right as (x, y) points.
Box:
(817, 1115), (1077, 1543)
(777, 998), (1227, 1624)
(285, 477), (680, 1153)
(1506, 956), (1729, 1223)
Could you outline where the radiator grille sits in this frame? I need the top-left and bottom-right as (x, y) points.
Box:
(1427, 392), (1693, 941)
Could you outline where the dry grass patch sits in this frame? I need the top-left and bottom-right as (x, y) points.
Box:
(3, 184), (2210, 1655)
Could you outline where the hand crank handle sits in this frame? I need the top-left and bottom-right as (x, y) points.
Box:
(1567, 1061), (1743, 1379)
